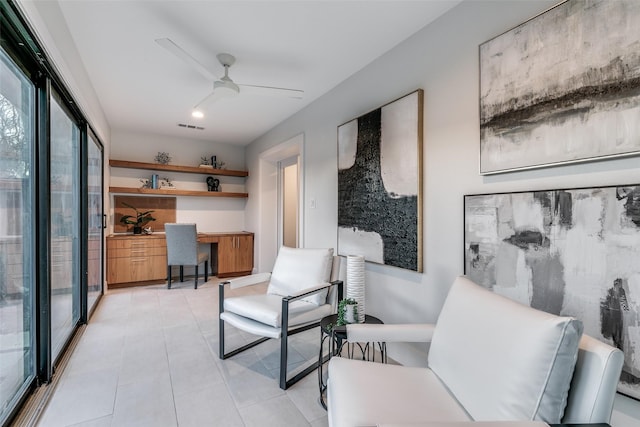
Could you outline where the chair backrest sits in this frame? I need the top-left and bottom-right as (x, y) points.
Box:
(165, 223), (198, 265)
(327, 255), (343, 310)
(266, 246), (334, 305)
(562, 334), (624, 423)
(428, 276), (583, 423)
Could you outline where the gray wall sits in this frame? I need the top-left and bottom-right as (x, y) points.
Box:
(245, 1), (640, 424)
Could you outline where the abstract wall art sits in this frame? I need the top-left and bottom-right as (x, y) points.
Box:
(480, 0), (640, 174)
(464, 185), (640, 399)
(338, 90), (423, 272)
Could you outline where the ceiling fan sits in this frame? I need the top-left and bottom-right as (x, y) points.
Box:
(155, 38), (304, 112)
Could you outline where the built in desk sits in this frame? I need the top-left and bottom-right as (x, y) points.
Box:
(107, 231), (254, 287)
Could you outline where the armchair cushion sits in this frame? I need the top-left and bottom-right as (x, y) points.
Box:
(267, 247), (334, 306)
(224, 294), (333, 328)
(427, 276), (583, 423)
(328, 357), (471, 427)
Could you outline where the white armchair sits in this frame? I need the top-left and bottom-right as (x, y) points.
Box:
(219, 246), (343, 389)
(328, 276), (624, 427)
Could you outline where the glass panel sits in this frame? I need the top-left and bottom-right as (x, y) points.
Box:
(50, 93), (80, 361)
(87, 133), (102, 312)
(0, 47), (35, 424)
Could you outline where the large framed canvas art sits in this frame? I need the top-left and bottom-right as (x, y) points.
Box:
(338, 90), (423, 272)
(464, 185), (640, 399)
(479, 0), (640, 174)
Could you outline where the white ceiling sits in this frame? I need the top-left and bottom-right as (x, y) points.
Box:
(53, 0), (460, 146)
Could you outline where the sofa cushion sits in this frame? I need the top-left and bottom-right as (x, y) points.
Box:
(427, 276), (583, 423)
(267, 247), (334, 305)
(327, 357), (472, 427)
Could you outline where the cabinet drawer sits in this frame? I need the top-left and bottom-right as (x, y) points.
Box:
(108, 246), (167, 258)
(107, 236), (166, 250)
(107, 254), (167, 284)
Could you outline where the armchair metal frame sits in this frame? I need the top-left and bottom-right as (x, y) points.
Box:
(219, 279), (343, 390)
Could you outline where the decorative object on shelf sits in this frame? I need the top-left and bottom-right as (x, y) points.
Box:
(337, 298), (358, 326)
(206, 176), (220, 192)
(480, 0), (640, 174)
(216, 161), (226, 170)
(210, 155), (217, 168)
(118, 202), (156, 234)
(139, 178), (151, 189)
(464, 183), (640, 400)
(346, 254), (365, 323)
(200, 156), (210, 165)
(151, 174), (159, 189)
(199, 156), (213, 168)
(154, 151), (171, 165)
(338, 89), (423, 272)
(159, 177), (174, 188)
(142, 226), (153, 235)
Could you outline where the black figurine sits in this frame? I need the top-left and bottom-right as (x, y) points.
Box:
(206, 176), (220, 192)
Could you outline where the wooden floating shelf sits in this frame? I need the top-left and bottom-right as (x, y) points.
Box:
(109, 159), (248, 177)
(109, 187), (248, 198)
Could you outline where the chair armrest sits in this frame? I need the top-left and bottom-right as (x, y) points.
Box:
(283, 280), (343, 303)
(346, 323), (436, 343)
(280, 280), (343, 337)
(220, 272), (272, 289)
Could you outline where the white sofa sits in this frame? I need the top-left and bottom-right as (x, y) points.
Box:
(327, 276), (624, 427)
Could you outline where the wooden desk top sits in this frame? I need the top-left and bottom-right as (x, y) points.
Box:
(107, 231), (254, 243)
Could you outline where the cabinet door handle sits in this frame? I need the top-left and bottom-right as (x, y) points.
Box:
(103, 214), (107, 229)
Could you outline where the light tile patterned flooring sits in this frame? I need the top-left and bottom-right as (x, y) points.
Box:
(36, 279), (329, 427)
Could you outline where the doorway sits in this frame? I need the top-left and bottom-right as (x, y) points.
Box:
(257, 134), (304, 272)
(280, 157), (299, 248)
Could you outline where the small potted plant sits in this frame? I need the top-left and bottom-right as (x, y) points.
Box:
(119, 202), (156, 234)
(337, 298), (358, 326)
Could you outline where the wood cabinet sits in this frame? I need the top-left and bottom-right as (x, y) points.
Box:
(107, 234), (167, 286)
(107, 231), (254, 286)
(109, 159), (249, 198)
(217, 234), (254, 278)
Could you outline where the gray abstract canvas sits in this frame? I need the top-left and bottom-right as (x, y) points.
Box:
(338, 90), (423, 272)
(480, 0), (640, 174)
(464, 185), (640, 399)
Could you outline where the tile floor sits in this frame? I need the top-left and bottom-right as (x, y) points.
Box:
(36, 278), (330, 427)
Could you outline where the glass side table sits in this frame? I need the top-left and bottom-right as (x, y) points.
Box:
(318, 313), (386, 409)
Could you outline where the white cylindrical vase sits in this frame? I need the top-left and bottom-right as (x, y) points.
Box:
(346, 255), (365, 323)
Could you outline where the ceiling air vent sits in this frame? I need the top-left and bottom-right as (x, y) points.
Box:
(177, 123), (205, 130)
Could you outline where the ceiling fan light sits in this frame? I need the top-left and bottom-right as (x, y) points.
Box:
(214, 79), (239, 98)
(191, 110), (204, 118)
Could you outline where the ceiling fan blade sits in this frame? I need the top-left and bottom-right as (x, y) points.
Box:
(193, 90), (221, 110)
(155, 38), (218, 81)
(238, 84), (304, 99)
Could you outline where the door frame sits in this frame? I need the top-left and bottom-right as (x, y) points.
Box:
(258, 134), (304, 272)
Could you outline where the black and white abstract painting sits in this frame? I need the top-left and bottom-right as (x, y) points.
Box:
(464, 185), (640, 399)
(480, 0), (640, 174)
(338, 90), (423, 272)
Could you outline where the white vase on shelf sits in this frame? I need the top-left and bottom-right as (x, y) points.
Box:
(346, 255), (365, 323)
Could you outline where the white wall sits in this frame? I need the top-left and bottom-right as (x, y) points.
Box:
(245, 1), (640, 425)
(109, 130), (247, 233)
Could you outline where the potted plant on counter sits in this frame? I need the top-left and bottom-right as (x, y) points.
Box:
(119, 202), (156, 234)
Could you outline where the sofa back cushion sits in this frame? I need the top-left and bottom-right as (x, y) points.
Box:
(427, 276), (583, 423)
(267, 247), (334, 305)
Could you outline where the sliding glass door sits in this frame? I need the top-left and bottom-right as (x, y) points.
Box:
(87, 132), (103, 314)
(49, 93), (81, 361)
(0, 2), (105, 422)
(0, 47), (35, 425)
